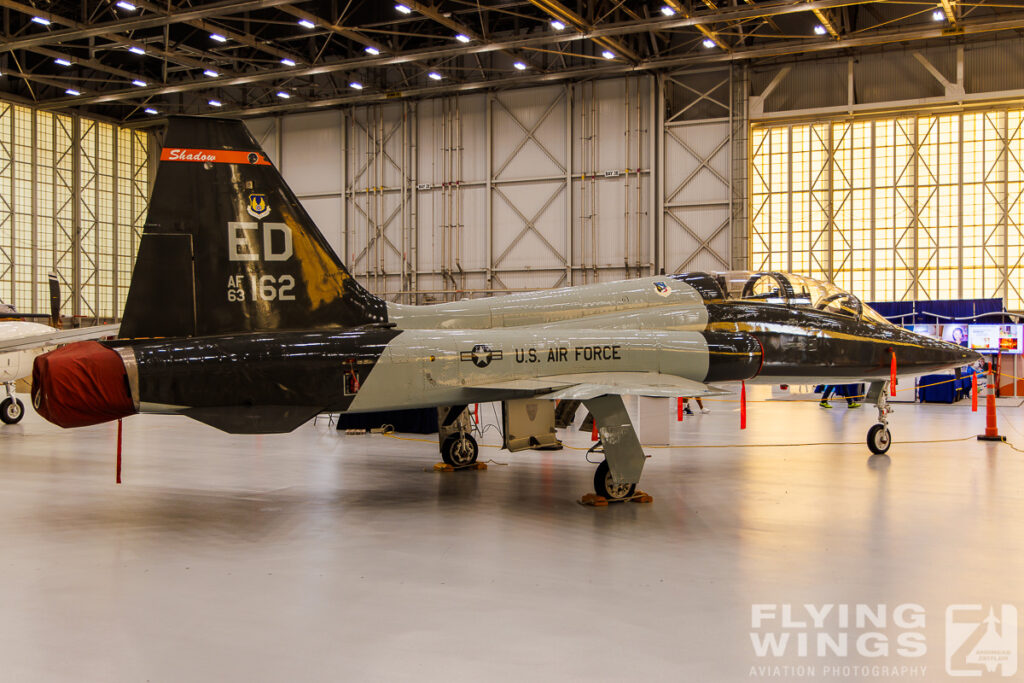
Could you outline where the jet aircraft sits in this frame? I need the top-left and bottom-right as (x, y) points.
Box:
(0, 275), (119, 425)
(31, 117), (979, 500)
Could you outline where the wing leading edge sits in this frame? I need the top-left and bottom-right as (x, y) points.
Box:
(464, 371), (727, 401)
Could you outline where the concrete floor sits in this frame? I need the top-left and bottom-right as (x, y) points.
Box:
(0, 391), (1022, 682)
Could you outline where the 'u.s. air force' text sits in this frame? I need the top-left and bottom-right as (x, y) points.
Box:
(513, 345), (622, 363)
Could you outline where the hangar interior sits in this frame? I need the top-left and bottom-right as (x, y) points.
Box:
(2, 1), (1024, 681)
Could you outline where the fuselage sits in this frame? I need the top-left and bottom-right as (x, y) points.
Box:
(387, 272), (977, 384)
(31, 271), (980, 434)
(0, 321), (56, 384)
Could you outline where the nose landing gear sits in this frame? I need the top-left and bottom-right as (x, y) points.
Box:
(1, 382), (24, 425)
(865, 381), (892, 455)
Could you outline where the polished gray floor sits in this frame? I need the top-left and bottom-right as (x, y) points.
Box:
(0, 391), (1022, 682)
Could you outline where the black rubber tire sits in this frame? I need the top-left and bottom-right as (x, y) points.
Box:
(867, 423), (891, 455)
(593, 460), (636, 500)
(441, 433), (479, 467)
(1, 397), (24, 425)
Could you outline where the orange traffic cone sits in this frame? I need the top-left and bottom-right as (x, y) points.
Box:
(978, 363), (1005, 442)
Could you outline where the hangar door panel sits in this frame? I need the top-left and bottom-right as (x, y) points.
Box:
(663, 119), (731, 274)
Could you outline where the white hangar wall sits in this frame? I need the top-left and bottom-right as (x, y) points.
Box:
(246, 73), (745, 303)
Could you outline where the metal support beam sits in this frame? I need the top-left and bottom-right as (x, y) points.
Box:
(748, 65), (790, 116)
(663, 0), (730, 51)
(98, 11), (1024, 119)
(526, 0), (641, 63)
(940, 0), (959, 29)
(913, 51), (965, 97)
(0, 0), (296, 52)
(812, 9), (840, 39)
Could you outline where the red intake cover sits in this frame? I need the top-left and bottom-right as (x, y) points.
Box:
(32, 341), (135, 428)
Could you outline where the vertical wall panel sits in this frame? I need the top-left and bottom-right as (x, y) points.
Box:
(251, 76), (653, 303)
(662, 68), (735, 275)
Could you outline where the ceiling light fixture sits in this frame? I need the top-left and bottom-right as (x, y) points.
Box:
(65, 89), (81, 96)
(54, 58), (72, 66)
(115, 1), (136, 10)
(208, 99), (222, 107)
(702, 38), (716, 48)
(428, 71), (442, 80)
(144, 108), (158, 115)
(454, 33), (470, 43)
(660, 5), (676, 16)
(280, 58), (296, 66)
(128, 46), (145, 55)
(210, 33), (228, 43)
(31, 16), (51, 25)
(932, 8), (945, 20)
(395, 4), (412, 14)
(297, 19), (315, 29)
(203, 69), (219, 78)
(275, 91), (290, 99)
(601, 50), (615, 60)
(513, 61), (527, 71)
(550, 19), (566, 31)
(132, 79), (147, 87)
(813, 24), (827, 35)
(349, 82), (363, 90)
(364, 46), (380, 56)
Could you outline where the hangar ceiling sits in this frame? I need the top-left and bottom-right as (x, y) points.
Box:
(1, 0), (1023, 123)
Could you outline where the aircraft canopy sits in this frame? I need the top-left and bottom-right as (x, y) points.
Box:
(715, 271), (890, 325)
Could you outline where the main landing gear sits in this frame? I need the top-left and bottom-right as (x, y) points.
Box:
(1, 382), (25, 425)
(593, 459), (636, 500)
(437, 405), (479, 468)
(441, 432), (479, 467)
(865, 381), (892, 455)
(582, 395), (650, 504)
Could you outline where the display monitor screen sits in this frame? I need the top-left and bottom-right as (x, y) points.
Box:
(942, 324), (969, 347)
(909, 324), (939, 338)
(968, 324), (1023, 354)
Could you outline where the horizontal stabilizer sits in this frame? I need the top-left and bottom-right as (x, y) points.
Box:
(0, 324), (120, 353)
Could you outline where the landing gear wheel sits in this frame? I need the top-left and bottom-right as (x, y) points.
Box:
(441, 433), (478, 467)
(867, 423), (891, 455)
(1, 397), (24, 425)
(594, 460), (636, 501)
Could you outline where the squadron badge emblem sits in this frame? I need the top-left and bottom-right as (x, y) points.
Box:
(653, 281), (672, 297)
(246, 193), (271, 219)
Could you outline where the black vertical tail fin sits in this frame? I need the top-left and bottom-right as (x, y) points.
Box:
(120, 116), (386, 339)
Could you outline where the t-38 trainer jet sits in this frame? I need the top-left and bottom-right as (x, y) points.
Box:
(31, 117), (979, 500)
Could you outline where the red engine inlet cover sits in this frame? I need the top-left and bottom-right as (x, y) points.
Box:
(32, 341), (136, 428)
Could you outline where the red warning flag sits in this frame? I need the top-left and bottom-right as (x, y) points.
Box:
(971, 370), (978, 412)
(890, 350), (897, 396)
(740, 381), (747, 430)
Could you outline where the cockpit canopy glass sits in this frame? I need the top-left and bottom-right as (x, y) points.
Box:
(712, 271), (891, 325)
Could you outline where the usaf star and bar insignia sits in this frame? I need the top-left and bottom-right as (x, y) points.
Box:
(460, 344), (503, 368)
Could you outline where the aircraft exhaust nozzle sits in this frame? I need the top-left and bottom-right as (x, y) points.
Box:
(32, 341), (136, 428)
(702, 331), (763, 382)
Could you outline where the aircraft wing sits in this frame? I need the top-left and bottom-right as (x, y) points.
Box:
(0, 324), (121, 353)
(466, 371), (728, 401)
